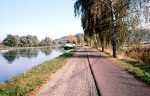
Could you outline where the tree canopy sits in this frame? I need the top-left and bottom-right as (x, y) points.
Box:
(68, 35), (78, 44)
(74, 0), (150, 57)
(2, 34), (17, 47)
(2, 34), (53, 47)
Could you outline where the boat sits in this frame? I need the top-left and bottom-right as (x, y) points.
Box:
(64, 43), (75, 50)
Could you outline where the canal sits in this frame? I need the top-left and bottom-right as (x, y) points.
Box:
(0, 47), (65, 83)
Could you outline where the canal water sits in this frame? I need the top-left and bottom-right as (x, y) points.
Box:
(0, 47), (65, 83)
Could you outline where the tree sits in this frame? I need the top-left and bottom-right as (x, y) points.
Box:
(73, 37), (77, 44)
(53, 41), (56, 45)
(44, 37), (52, 46)
(74, 0), (150, 57)
(31, 35), (39, 47)
(27, 35), (33, 47)
(19, 35), (39, 47)
(59, 41), (62, 44)
(68, 35), (74, 43)
(14, 35), (20, 47)
(68, 35), (77, 44)
(39, 37), (52, 46)
(2, 34), (40, 47)
(20, 36), (28, 47)
(26, 35), (39, 47)
(39, 40), (46, 46)
(77, 34), (82, 45)
(2, 34), (17, 47)
(0, 39), (2, 48)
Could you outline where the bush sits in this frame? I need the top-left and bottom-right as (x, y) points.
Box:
(125, 47), (150, 64)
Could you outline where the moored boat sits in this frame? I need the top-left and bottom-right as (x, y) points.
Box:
(64, 43), (75, 50)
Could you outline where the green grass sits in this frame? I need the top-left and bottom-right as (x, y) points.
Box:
(120, 59), (150, 84)
(92, 47), (150, 84)
(0, 48), (79, 96)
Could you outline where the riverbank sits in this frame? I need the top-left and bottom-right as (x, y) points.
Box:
(0, 48), (80, 96)
(92, 48), (150, 84)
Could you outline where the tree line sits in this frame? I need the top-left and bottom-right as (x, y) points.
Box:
(74, 0), (150, 57)
(0, 34), (84, 47)
(68, 34), (83, 45)
(1, 34), (53, 47)
(55, 34), (83, 46)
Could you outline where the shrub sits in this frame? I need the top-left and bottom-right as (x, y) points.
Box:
(125, 47), (150, 64)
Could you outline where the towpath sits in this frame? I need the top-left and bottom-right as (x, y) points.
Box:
(36, 47), (98, 96)
(86, 47), (150, 96)
(37, 46), (150, 96)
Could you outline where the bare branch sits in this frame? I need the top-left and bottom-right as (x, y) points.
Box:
(115, 1), (150, 22)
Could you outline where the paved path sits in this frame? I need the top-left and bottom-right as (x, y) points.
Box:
(37, 46), (150, 96)
(86, 47), (150, 96)
(36, 47), (97, 96)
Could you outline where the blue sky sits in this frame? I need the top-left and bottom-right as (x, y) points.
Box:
(0, 0), (83, 41)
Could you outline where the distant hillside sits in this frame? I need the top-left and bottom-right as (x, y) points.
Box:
(54, 33), (84, 45)
(74, 33), (84, 38)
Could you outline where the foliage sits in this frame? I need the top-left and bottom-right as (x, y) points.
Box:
(20, 36), (28, 47)
(74, 0), (150, 57)
(126, 29), (149, 47)
(26, 35), (39, 47)
(2, 34), (18, 47)
(53, 41), (56, 45)
(58, 41), (62, 44)
(2, 34), (54, 47)
(39, 37), (52, 46)
(0, 40), (3, 48)
(68, 35), (77, 44)
(0, 48), (79, 96)
(20, 35), (39, 47)
(14, 35), (20, 47)
(77, 34), (83, 45)
(125, 47), (150, 64)
(44, 37), (52, 46)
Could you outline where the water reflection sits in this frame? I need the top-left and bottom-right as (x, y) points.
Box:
(2, 50), (18, 64)
(40, 47), (52, 56)
(53, 47), (65, 52)
(1, 47), (54, 64)
(20, 49), (39, 58)
(0, 47), (65, 83)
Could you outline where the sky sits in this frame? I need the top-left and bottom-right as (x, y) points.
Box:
(0, 0), (83, 41)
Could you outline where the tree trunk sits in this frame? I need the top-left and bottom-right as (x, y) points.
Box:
(90, 38), (91, 47)
(102, 36), (104, 52)
(95, 36), (98, 49)
(110, 0), (117, 58)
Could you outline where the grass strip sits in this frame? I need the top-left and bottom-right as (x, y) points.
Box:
(0, 48), (80, 96)
(91, 47), (150, 84)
